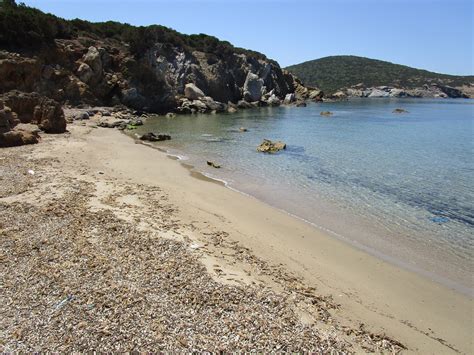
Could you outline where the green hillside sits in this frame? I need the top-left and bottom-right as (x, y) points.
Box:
(286, 55), (473, 94)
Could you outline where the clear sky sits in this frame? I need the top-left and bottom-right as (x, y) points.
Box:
(24, 0), (473, 75)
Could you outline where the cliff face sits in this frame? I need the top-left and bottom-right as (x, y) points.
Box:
(0, 2), (316, 114)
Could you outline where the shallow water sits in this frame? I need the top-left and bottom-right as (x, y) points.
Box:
(137, 98), (474, 294)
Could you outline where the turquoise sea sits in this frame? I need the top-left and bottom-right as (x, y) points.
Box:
(137, 98), (474, 295)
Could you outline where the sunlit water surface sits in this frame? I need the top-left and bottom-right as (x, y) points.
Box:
(136, 98), (474, 294)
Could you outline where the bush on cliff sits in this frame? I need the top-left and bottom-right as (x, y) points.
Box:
(0, 0), (270, 62)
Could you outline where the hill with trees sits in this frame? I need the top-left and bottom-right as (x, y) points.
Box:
(286, 55), (473, 94)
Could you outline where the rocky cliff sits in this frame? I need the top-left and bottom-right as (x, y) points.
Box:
(0, 1), (321, 116)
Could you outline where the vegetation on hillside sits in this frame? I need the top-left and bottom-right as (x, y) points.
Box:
(286, 56), (473, 94)
(0, 0), (270, 61)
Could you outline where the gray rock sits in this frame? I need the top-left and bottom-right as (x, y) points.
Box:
(77, 63), (94, 83)
(75, 112), (90, 120)
(201, 96), (226, 112)
(267, 94), (281, 106)
(139, 132), (171, 142)
(83, 46), (102, 75)
(243, 72), (264, 102)
(184, 83), (205, 100)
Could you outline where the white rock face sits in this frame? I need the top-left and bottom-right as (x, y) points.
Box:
(243, 72), (264, 102)
(368, 89), (390, 98)
(267, 94), (281, 106)
(184, 83), (205, 100)
(283, 93), (296, 104)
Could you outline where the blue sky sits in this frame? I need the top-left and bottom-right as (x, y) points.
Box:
(24, 0), (473, 75)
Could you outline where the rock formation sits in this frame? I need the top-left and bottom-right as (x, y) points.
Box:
(0, 91), (66, 147)
(139, 132), (171, 142)
(331, 84), (470, 100)
(257, 139), (286, 153)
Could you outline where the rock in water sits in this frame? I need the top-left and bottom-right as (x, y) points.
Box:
(207, 161), (221, 168)
(243, 72), (264, 102)
(257, 139), (286, 153)
(184, 83), (205, 100)
(239, 127), (248, 132)
(393, 108), (408, 114)
(139, 132), (171, 142)
(320, 111), (333, 116)
(267, 94), (281, 106)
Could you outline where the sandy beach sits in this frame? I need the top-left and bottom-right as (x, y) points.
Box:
(0, 116), (472, 352)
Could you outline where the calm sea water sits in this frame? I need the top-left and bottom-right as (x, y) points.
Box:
(136, 98), (474, 294)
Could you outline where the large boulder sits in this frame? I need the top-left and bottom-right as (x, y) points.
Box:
(77, 62), (94, 83)
(0, 103), (18, 134)
(243, 72), (264, 102)
(0, 127), (39, 147)
(331, 91), (348, 100)
(184, 83), (205, 100)
(139, 132), (171, 142)
(257, 139), (286, 153)
(83, 46), (102, 75)
(0, 91), (66, 133)
(266, 94), (281, 106)
(0, 102), (40, 147)
(308, 89), (324, 101)
(201, 96), (226, 112)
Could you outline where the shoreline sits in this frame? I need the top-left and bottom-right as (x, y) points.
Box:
(1, 121), (472, 352)
(120, 124), (472, 351)
(136, 132), (473, 297)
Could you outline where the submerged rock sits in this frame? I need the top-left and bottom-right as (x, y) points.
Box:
(320, 111), (333, 116)
(257, 139), (286, 153)
(206, 161), (221, 168)
(393, 108), (408, 114)
(139, 132), (171, 142)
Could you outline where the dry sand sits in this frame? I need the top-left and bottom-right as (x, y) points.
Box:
(0, 117), (472, 352)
